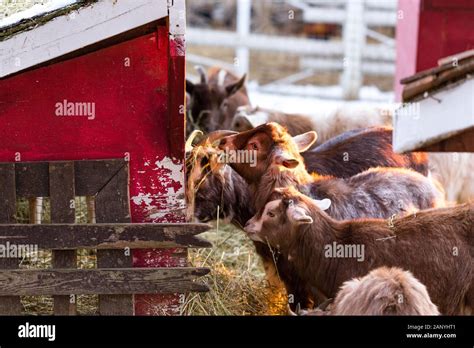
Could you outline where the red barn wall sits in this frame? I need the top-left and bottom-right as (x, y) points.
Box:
(0, 21), (186, 315)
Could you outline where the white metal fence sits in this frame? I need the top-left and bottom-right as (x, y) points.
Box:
(187, 0), (398, 100)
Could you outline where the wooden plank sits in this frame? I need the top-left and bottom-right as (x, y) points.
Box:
(0, 163), (22, 314)
(0, 223), (212, 249)
(403, 59), (474, 101)
(0, 0), (169, 78)
(14, 160), (126, 198)
(438, 49), (474, 66)
(402, 75), (436, 102)
(49, 161), (77, 315)
(15, 162), (49, 198)
(0, 164), (17, 224)
(95, 162), (133, 315)
(418, 127), (474, 152)
(75, 160), (127, 196)
(400, 63), (453, 85)
(394, 78), (474, 153)
(0, 268), (210, 296)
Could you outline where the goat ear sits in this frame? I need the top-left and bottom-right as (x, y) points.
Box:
(313, 198), (331, 211)
(226, 74), (247, 97)
(186, 79), (195, 95)
(287, 206), (313, 225)
(293, 131), (318, 152)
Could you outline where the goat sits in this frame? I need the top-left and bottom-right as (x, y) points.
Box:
(186, 126), (430, 225)
(305, 126), (428, 178)
(186, 66), (249, 134)
(298, 267), (440, 315)
(245, 187), (472, 315)
(218, 122), (444, 214)
(331, 267), (441, 315)
(231, 105), (392, 146)
(185, 130), (251, 227)
(232, 105), (474, 204)
(217, 123), (444, 309)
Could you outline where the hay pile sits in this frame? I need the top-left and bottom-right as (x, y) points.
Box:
(183, 222), (287, 316)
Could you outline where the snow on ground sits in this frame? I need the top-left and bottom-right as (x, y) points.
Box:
(0, 0), (77, 28)
(248, 83), (399, 121)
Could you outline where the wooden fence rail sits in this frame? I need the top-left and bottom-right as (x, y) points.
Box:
(0, 159), (211, 315)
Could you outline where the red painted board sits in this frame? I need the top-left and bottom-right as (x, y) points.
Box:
(417, 0), (474, 70)
(134, 29), (187, 316)
(394, 0), (474, 101)
(0, 23), (186, 315)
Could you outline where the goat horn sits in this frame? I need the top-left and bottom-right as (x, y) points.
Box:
(287, 304), (298, 316)
(195, 65), (208, 84)
(185, 130), (204, 153)
(205, 130), (238, 144)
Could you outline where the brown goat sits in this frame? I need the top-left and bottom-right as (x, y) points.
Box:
(233, 111), (428, 177)
(299, 267), (440, 315)
(219, 123), (443, 214)
(305, 126), (428, 178)
(185, 130), (251, 227)
(245, 187), (473, 315)
(186, 66), (249, 134)
(186, 126), (429, 224)
(218, 123), (444, 309)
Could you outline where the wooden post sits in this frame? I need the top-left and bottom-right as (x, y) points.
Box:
(0, 163), (22, 314)
(95, 162), (133, 315)
(86, 196), (96, 224)
(28, 197), (43, 224)
(341, 0), (365, 100)
(236, 0), (251, 77)
(50, 162), (77, 315)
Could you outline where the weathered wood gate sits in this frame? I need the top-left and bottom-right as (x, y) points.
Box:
(0, 159), (210, 315)
(0, 0), (194, 315)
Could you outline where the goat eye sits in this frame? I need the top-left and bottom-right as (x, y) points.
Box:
(249, 142), (258, 150)
(200, 157), (209, 167)
(267, 212), (275, 218)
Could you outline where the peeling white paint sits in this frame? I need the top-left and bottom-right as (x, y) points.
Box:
(132, 156), (186, 223)
(154, 157), (183, 181)
(131, 193), (153, 206)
